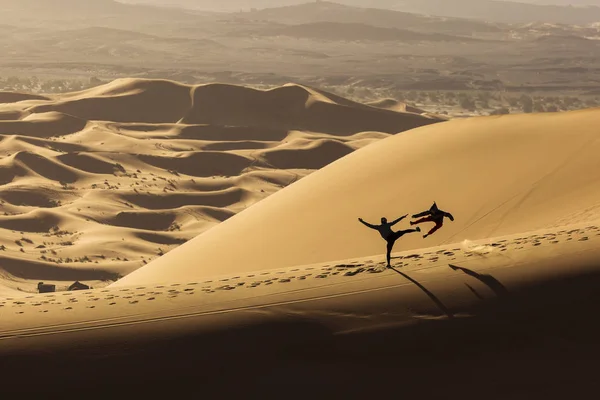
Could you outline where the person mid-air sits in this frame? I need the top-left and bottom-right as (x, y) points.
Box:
(358, 214), (420, 268)
(410, 202), (454, 238)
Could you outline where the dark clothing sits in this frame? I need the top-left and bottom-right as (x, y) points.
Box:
(385, 229), (419, 267)
(411, 202), (454, 237)
(412, 216), (444, 236)
(360, 215), (407, 240)
(359, 215), (418, 267)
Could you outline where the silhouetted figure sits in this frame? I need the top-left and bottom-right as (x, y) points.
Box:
(358, 215), (420, 268)
(410, 202), (454, 238)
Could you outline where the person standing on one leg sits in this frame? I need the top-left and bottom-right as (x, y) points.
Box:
(410, 202), (454, 238)
(358, 214), (421, 268)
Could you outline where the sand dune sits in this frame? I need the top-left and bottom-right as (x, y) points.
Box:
(0, 78), (438, 293)
(114, 107), (600, 286)
(2, 78), (600, 396)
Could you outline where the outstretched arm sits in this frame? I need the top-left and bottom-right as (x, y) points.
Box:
(358, 218), (378, 229)
(445, 212), (454, 221)
(389, 214), (408, 226)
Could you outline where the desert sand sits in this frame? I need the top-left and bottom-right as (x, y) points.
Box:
(0, 78), (439, 293)
(1, 79), (600, 397)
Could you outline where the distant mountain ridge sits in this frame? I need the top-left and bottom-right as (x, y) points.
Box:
(121, 0), (600, 25)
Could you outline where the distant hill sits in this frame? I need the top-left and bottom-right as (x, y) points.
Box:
(0, 0), (201, 29)
(231, 2), (503, 35)
(393, 0), (600, 25)
(250, 22), (484, 42)
(124, 0), (600, 25)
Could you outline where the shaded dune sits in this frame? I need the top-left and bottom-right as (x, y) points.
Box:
(30, 79), (192, 123)
(57, 153), (123, 175)
(138, 152), (252, 177)
(197, 206), (236, 222)
(12, 151), (81, 183)
(120, 187), (247, 210)
(0, 111), (24, 121)
(108, 210), (177, 231)
(0, 112), (88, 138)
(176, 125), (290, 141)
(15, 136), (88, 153)
(182, 83), (441, 134)
(132, 231), (188, 245)
(0, 91), (49, 103)
(0, 209), (63, 232)
(0, 256), (117, 281)
(261, 139), (355, 169)
(0, 164), (29, 185)
(200, 140), (274, 151)
(0, 187), (65, 208)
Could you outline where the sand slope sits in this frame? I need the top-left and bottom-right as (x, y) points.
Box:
(1, 223), (599, 396)
(0, 78), (439, 293)
(113, 107), (600, 286)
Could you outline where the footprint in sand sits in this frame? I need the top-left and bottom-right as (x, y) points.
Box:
(404, 254), (420, 259)
(579, 237), (589, 241)
(279, 278), (291, 283)
(344, 268), (365, 277)
(147, 297), (156, 300)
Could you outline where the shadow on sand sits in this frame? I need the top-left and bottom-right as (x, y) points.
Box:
(3, 266), (600, 398)
(449, 263), (509, 298)
(388, 266), (454, 319)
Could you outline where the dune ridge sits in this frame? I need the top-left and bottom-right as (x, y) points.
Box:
(113, 107), (600, 286)
(0, 78), (440, 293)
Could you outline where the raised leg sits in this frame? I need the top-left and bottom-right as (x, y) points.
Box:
(411, 216), (434, 225)
(424, 221), (443, 238)
(412, 211), (431, 218)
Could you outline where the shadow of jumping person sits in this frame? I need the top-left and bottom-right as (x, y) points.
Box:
(449, 264), (509, 298)
(388, 266), (454, 319)
(358, 215), (420, 268)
